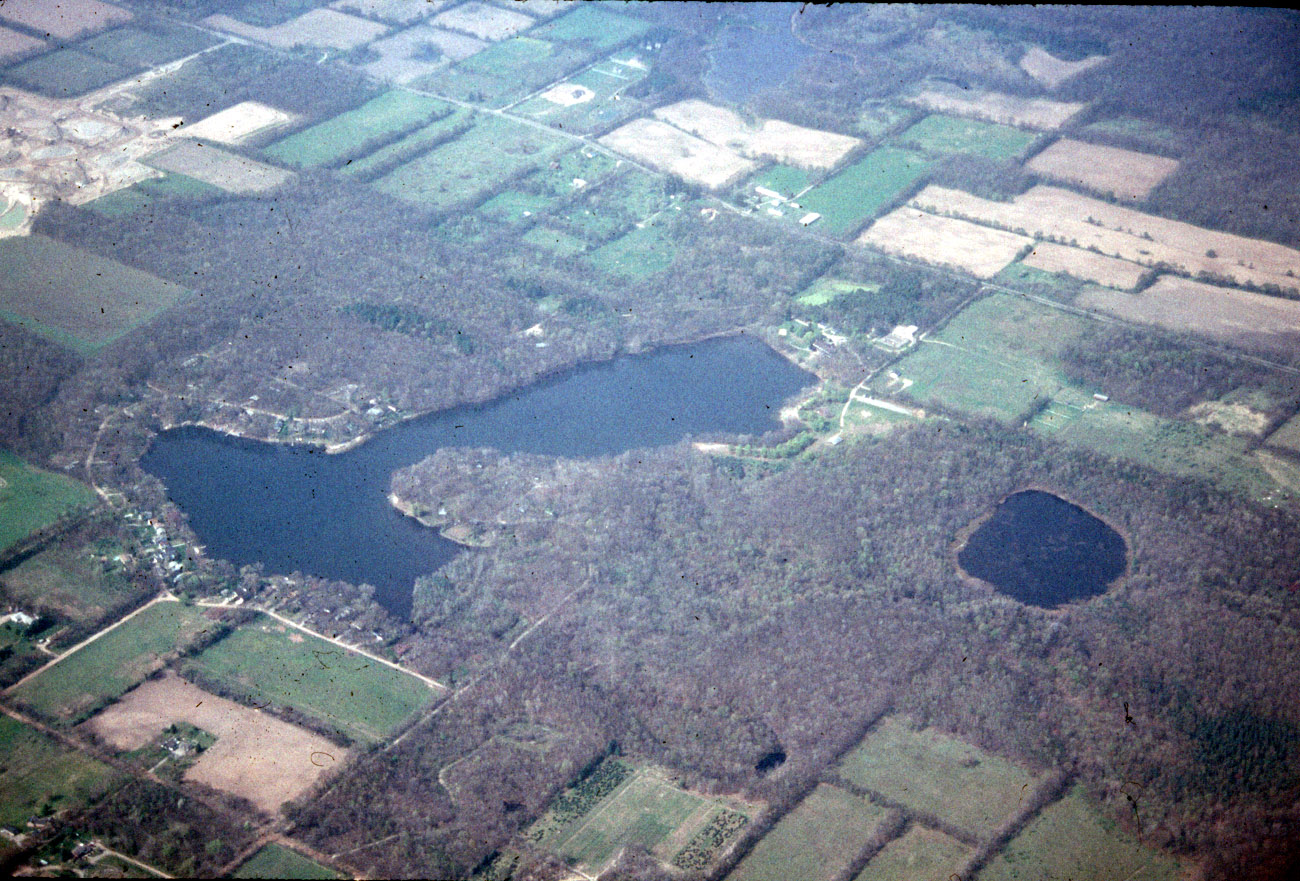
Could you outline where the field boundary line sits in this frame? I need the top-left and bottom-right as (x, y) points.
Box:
(91, 843), (172, 878)
(551, 766), (649, 871)
(4, 594), (178, 693)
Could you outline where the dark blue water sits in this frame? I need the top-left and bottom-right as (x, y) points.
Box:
(142, 336), (814, 618)
(705, 4), (813, 105)
(957, 490), (1128, 609)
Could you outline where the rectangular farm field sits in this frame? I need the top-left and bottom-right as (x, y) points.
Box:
(263, 90), (450, 168)
(0, 235), (188, 354)
(8, 601), (213, 724)
(0, 542), (141, 627)
(853, 825), (971, 881)
(896, 113), (1039, 160)
(531, 4), (650, 49)
(146, 141), (293, 193)
(728, 784), (886, 881)
(339, 106), (473, 179)
(417, 38), (588, 106)
(587, 222), (675, 279)
(78, 23), (220, 68)
(746, 164), (818, 200)
(0, 0), (133, 40)
(796, 148), (931, 237)
(373, 113), (569, 210)
(0, 450), (97, 555)
(512, 55), (650, 134)
(0, 715), (120, 827)
(234, 844), (342, 879)
(4, 48), (132, 97)
(834, 715), (1042, 840)
(182, 616), (438, 743)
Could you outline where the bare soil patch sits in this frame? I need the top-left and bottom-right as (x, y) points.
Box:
(600, 117), (758, 190)
(1019, 46), (1107, 89)
(203, 9), (387, 50)
(906, 84), (1084, 130)
(911, 184), (1300, 293)
(0, 0), (131, 40)
(83, 674), (345, 815)
(1026, 138), (1178, 200)
(857, 206), (1032, 278)
(1187, 401), (1270, 437)
(1076, 275), (1300, 357)
(430, 1), (534, 41)
(146, 140), (293, 193)
(183, 101), (296, 145)
(0, 25), (46, 64)
(1021, 242), (1147, 290)
(330, 0), (449, 25)
(653, 100), (862, 170)
(362, 25), (469, 83)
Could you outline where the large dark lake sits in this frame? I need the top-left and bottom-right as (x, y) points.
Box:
(705, 4), (814, 104)
(957, 490), (1127, 609)
(142, 336), (814, 619)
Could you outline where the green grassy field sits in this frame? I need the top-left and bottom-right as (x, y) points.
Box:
(416, 39), (587, 106)
(9, 602), (212, 724)
(855, 104), (915, 139)
(729, 784), (886, 881)
(895, 114), (1039, 160)
(747, 164), (819, 200)
(531, 5), (650, 49)
(4, 48), (131, 97)
(263, 90), (447, 168)
(512, 56), (649, 133)
(233, 844), (341, 879)
(794, 278), (881, 307)
(0, 450), (97, 556)
(853, 825), (970, 881)
(339, 106), (473, 179)
(85, 173), (221, 218)
(0, 235), (188, 354)
(586, 221), (674, 279)
(0, 715), (121, 826)
(994, 260), (1085, 299)
(980, 787), (1183, 881)
(0, 542), (139, 626)
(374, 114), (570, 210)
(183, 616), (437, 743)
(477, 191), (554, 226)
(522, 226), (588, 256)
(796, 148), (931, 237)
(835, 716), (1040, 840)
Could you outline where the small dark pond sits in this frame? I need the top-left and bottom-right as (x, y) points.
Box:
(142, 336), (814, 619)
(957, 490), (1127, 609)
(755, 749), (787, 773)
(705, 4), (814, 105)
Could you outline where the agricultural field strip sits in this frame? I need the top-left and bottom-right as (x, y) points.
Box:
(1025, 137), (1179, 200)
(858, 206), (1032, 279)
(905, 87), (1085, 130)
(910, 184), (1300, 292)
(599, 117), (758, 190)
(1021, 241), (1147, 290)
(652, 99), (862, 169)
(3, 594), (177, 694)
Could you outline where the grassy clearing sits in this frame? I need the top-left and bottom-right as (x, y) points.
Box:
(477, 191), (554, 226)
(835, 716), (1041, 840)
(586, 221), (675, 279)
(0, 715), (121, 826)
(0, 451), (96, 555)
(374, 113), (570, 210)
(0, 542), (138, 626)
(263, 90), (448, 168)
(729, 784), (886, 881)
(85, 173), (221, 217)
(531, 5), (650, 50)
(747, 164), (818, 200)
(9, 602), (212, 725)
(896, 113), (1038, 160)
(522, 226), (588, 256)
(233, 844), (341, 879)
(980, 787), (1183, 881)
(853, 825), (971, 881)
(796, 148), (930, 237)
(856, 104), (915, 139)
(794, 278), (880, 307)
(183, 616), (436, 743)
(339, 106), (473, 178)
(3, 48), (130, 97)
(417, 38), (586, 106)
(0, 235), (188, 354)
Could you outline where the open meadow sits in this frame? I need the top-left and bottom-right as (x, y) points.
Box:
(796, 148), (930, 237)
(233, 844), (341, 879)
(895, 113), (1039, 161)
(203, 9), (387, 50)
(654, 100), (862, 170)
(263, 90), (448, 168)
(0, 450), (97, 554)
(1020, 242), (1147, 290)
(858, 206), (1031, 278)
(834, 715), (1043, 840)
(181, 615), (438, 743)
(0, 0), (132, 40)
(146, 141), (293, 194)
(0, 715), (120, 827)
(512, 54), (650, 134)
(84, 673), (346, 814)
(852, 824), (971, 881)
(8, 601), (212, 724)
(905, 85), (1084, 130)
(0, 541), (139, 627)
(1026, 138), (1179, 200)
(728, 784), (887, 881)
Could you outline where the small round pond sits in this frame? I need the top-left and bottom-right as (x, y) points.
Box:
(957, 490), (1127, 609)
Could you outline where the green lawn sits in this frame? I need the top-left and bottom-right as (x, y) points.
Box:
(233, 844), (341, 879)
(796, 148), (931, 237)
(0, 450), (96, 556)
(853, 825), (971, 881)
(980, 787), (1183, 881)
(0, 715), (121, 826)
(895, 114), (1039, 160)
(373, 114), (570, 210)
(183, 616), (438, 743)
(835, 716), (1041, 840)
(9, 602), (212, 725)
(416, 40), (587, 106)
(728, 784), (886, 881)
(747, 164), (818, 200)
(794, 278), (880, 307)
(263, 90), (448, 168)
(0, 235), (188, 354)
(531, 5), (650, 49)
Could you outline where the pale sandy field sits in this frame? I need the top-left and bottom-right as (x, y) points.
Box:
(1026, 138), (1179, 200)
(147, 141), (293, 193)
(1019, 46), (1107, 89)
(1021, 242), (1148, 290)
(857, 206), (1032, 278)
(184, 102), (296, 145)
(84, 674), (346, 815)
(654, 100), (862, 170)
(330, 0), (448, 24)
(430, 1), (534, 41)
(906, 86), (1085, 130)
(600, 118), (758, 190)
